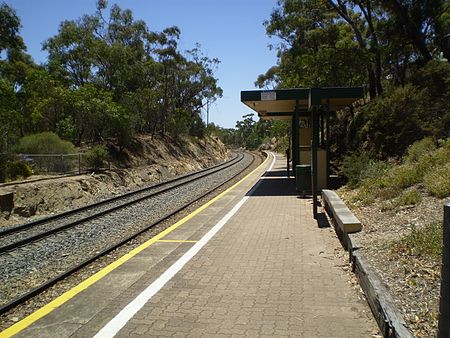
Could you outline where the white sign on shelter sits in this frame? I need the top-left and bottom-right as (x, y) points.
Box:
(261, 91), (276, 101)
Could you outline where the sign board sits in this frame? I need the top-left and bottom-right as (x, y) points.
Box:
(261, 91), (276, 101)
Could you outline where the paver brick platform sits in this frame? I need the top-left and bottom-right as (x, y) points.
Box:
(15, 153), (378, 338)
(118, 154), (377, 337)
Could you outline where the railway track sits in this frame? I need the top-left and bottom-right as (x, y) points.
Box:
(0, 151), (260, 315)
(0, 152), (242, 252)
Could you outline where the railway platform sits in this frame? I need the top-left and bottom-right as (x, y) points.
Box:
(8, 152), (378, 337)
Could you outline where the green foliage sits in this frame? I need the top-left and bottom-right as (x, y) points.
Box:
(263, 0), (367, 90)
(1, 1), (222, 153)
(339, 152), (389, 188)
(262, 0), (450, 171)
(361, 84), (425, 158)
(0, 3), (26, 58)
(206, 124), (240, 147)
(412, 61), (450, 140)
(392, 222), (443, 260)
(56, 116), (77, 142)
(350, 187), (376, 206)
(13, 132), (76, 154)
(232, 114), (278, 150)
(332, 60), (450, 161)
(349, 137), (450, 205)
(208, 116), (287, 151)
(0, 154), (32, 182)
(394, 189), (422, 208)
(275, 136), (290, 154)
(85, 145), (109, 170)
(188, 114), (206, 138)
(404, 137), (436, 164)
(424, 162), (450, 198)
(7, 160), (33, 180)
(339, 152), (373, 188)
(383, 164), (421, 190)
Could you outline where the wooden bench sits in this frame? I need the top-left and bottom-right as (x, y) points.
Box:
(322, 189), (362, 233)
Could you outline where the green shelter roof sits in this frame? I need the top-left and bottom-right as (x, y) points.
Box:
(241, 87), (364, 120)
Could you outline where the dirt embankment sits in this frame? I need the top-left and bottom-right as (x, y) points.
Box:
(339, 187), (449, 337)
(0, 135), (231, 227)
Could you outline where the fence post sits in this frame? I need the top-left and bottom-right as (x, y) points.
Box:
(438, 202), (450, 338)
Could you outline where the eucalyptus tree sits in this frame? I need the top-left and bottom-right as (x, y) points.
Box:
(262, 0), (367, 90)
(42, 0), (222, 143)
(0, 3), (33, 151)
(262, 0), (448, 97)
(0, 2), (25, 60)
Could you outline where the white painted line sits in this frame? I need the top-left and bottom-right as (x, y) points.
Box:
(93, 152), (276, 338)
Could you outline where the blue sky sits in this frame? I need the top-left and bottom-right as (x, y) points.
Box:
(6, 0), (280, 129)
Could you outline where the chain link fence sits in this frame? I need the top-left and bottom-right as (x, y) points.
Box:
(18, 153), (110, 174)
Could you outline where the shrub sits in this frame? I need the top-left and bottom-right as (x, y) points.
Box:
(392, 222), (442, 260)
(404, 137), (436, 163)
(360, 160), (391, 184)
(340, 151), (389, 189)
(362, 164), (420, 201)
(350, 187), (376, 206)
(7, 160), (33, 180)
(375, 185), (402, 200)
(339, 152), (372, 188)
(360, 84), (426, 158)
(402, 138), (450, 182)
(0, 154), (33, 182)
(13, 132), (76, 154)
(412, 60), (450, 99)
(85, 145), (109, 170)
(424, 162), (450, 198)
(394, 189), (422, 208)
(384, 164), (421, 190)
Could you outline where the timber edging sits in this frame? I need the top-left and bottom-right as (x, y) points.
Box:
(322, 192), (414, 338)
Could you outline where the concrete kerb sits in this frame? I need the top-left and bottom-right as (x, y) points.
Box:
(322, 190), (414, 338)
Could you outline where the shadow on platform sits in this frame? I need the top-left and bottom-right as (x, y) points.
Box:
(262, 170), (291, 178)
(248, 170), (331, 228)
(248, 175), (297, 197)
(316, 212), (331, 228)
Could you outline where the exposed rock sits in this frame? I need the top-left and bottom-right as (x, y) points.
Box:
(0, 135), (230, 227)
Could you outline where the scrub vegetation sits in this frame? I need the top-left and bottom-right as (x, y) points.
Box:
(392, 222), (443, 261)
(344, 138), (450, 204)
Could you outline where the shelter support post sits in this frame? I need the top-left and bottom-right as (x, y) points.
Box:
(439, 203), (450, 338)
(326, 101), (330, 186)
(291, 101), (300, 174)
(310, 88), (321, 219)
(320, 113), (324, 147)
(311, 106), (319, 219)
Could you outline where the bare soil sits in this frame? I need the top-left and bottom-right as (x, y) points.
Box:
(339, 186), (450, 338)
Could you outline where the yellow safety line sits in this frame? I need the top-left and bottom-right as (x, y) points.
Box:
(157, 239), (198, 243)
(0, 152), (271, 338)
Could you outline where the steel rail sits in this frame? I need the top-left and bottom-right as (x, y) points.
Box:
(0, 153), (239, 237)
(0, 153), (243, 253)
(0, 151), (259, 315)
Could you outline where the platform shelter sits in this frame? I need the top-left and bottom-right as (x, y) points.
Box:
(240, 87), (364, 218)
